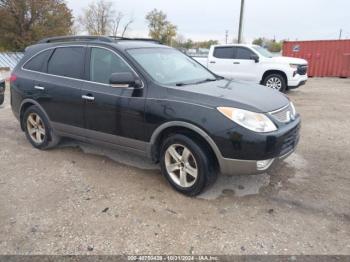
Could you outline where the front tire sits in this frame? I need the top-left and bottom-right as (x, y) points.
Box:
(160, 134), (217, 196)
(263, 73), (287, 92)
(23, 105), (60, 149)
(0, 95), (4, 105)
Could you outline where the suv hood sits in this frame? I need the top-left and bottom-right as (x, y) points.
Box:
(167, 79), (289, 113)
(269, 56), (307, 65)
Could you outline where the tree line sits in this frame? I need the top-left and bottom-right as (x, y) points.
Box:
(0, 0), (282, 52)
(0, 0), (220, 51)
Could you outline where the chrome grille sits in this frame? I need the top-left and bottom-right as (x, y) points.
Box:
(270, 104), (295, 123)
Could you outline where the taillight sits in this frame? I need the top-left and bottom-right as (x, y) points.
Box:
(9, 74), (17, 83)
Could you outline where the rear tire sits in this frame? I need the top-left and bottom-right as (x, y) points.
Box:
(263, 73), (287, 92)
(23, 105), (60, 150)
(0, 95), (4, 105)
(160, 134), (217, 196)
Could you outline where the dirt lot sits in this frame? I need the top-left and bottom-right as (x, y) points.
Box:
(0, 78), (349, 255)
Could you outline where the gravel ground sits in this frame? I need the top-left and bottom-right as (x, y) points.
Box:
(0, 78), (349, 255)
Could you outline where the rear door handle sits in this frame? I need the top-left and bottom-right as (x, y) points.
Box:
(82, 95), (95, 101)
(34, 85), (45, 90)
(233, 62), (240, 65)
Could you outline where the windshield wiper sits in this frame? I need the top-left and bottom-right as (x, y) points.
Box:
(175, 82), (191, 86)
(175, 78), (217, 86)
(193, 78), (218, 85)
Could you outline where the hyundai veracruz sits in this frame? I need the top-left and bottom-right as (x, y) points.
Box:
(10, 36), (300, 196)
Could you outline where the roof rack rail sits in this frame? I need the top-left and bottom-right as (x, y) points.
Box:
(37, 35), (161, 45)
(37, 35), (114, 44)
(108, 36), (161, 44)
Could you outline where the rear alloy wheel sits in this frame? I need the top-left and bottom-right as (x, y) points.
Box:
(23, 105), (60, 149)
(263, 74), (286, 92)
(27, 113), (46, 144)
(160, 134), (217, 196)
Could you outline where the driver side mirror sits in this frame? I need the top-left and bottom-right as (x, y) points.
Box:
(109, 72), (142, 88)
(250, 54), (260, 63)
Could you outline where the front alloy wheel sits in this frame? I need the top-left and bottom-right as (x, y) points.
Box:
(263, 73), (286, 92)
(160, 134), (217, 196)
(266, 77), (282, 90)
(165, 144), (198, 188)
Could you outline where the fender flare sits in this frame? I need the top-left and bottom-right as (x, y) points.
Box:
(148, 121), (224, 164)
(19, 99), (51, 130)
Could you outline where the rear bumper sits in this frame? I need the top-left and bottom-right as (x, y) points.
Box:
(0, 80), (5, 94)
(0, 80), (5, 105)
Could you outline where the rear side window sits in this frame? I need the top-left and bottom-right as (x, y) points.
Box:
(23, 50), (51, 72)
(213, 47), (234, 59)
(235, 47), (255, 60)
(47, 47), (85, 79)
(90, 47), (132, 84)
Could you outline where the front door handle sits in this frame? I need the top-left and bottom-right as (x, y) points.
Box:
(233, 62), (240, 65)
(34, 85), (45, 90)
(209, 61), (216, 64)
(82, 95), (95, 101)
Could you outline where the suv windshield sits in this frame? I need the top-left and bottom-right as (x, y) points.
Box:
(252, 46), (273, 58)
(127, 48), (216, 86)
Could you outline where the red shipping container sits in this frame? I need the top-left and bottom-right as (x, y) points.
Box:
(282, 40), (350, 77)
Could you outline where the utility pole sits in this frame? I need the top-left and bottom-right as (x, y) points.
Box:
(339, 29), (343, 40)
(238, 0), (245, 43)
(225, 30), (229, 44)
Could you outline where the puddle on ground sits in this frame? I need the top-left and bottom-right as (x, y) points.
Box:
(59, 140), (307, 200)
(198, 173), (270, 200)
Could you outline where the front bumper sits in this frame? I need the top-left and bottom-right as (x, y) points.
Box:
(219, 147), (295, 175)
(214, 116), (301, 175)
(288, 74), (308, 88)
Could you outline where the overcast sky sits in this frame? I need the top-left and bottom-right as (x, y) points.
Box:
(66, 0), (350, 43)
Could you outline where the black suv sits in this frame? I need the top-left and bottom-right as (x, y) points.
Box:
(11, 36), (300, 196)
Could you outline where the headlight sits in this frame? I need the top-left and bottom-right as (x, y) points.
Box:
(217, 107), (277, 133)
(290, 64), (299, 69)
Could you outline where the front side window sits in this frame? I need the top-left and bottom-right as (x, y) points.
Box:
(23, 50), (52, 72)
(213, 47), (234, 59)
(90, 47), (132, 84)
(127, 48), (216, 86)
(47, 47), (85, 79)
(235, 47), (255, 60)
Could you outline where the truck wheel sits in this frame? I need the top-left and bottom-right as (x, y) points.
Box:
(160, 134), (217, 196)
(23, 105), (60, 150)
(263, 74), (287, 92)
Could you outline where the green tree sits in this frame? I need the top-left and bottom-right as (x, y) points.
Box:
(252, 37), (264, 46)
(252, 37), (282, 53)
(145, 9), (177, 45)
(0, 0), (74, 51)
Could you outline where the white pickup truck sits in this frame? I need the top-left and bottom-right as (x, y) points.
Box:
(193, 44), (308, 92)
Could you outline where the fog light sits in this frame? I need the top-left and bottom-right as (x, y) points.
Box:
(257, 159), (274, 171)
